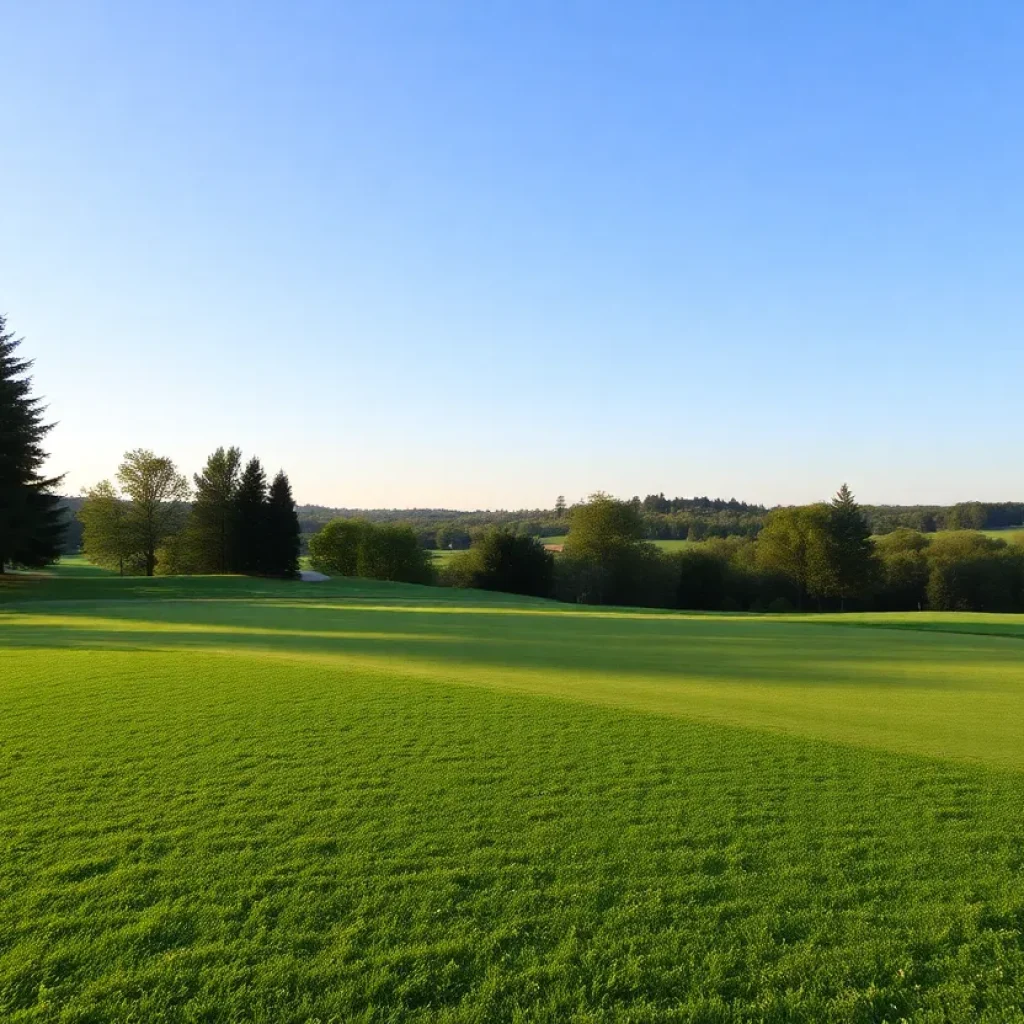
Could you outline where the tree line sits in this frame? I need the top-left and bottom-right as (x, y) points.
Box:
(78, 447), (300, 577)
(306, 516), (556, 595)
(296, 497), (1024, 552)
(295, 504), (569, 552)
(3, 314), (1022, 611)
(427, 489), (1024, 613)
(865, 501), (1024, 535)
(295, 498), (766, 548)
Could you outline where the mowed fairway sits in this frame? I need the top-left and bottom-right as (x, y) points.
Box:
(2, 570), (1024, 1021)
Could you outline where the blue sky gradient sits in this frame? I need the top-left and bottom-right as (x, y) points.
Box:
(3, 1), (1022, 508)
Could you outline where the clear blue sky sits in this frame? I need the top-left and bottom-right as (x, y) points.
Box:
(3, 1), (1022, 509)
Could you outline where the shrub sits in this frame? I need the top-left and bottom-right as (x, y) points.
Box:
(357, 524), (433, 584)
(308, 519), (367, 576)
(924, 533), (1020, 612)
(675, 548), (731, 610)
(309, 519), (431, 584)
(875, 549), (929, 610)
(460, 529), (554, 598)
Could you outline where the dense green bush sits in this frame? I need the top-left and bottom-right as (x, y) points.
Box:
(673, 548), (733, 610)
(557, 543), (674, 608)
(357, 524), (433, 584)
(873, 529), (930, 610)
(309, 519), (432, 584)
(446, 529), (554, 597)
(308, 519), (367, 576)
(924, 533), (1024, 612)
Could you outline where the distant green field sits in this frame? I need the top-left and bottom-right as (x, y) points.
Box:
(650, 538), (693, 551)
(485, 536), (694, 551)
(429, 547), (465, 565)
(3, 560), (1024, 1020)
(929, 527), (1024, 541)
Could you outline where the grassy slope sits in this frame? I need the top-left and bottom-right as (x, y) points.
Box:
(2, 564), (1024, 1021)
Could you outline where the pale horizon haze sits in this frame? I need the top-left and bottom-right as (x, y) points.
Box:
(4, 2), (1022, 510)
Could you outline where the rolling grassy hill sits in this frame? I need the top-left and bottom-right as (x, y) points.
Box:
(2, 560), (1024, 1021)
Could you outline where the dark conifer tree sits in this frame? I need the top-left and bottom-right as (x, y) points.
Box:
(826, 483), (875, 609)
(0, 316), (66, 571)
(265, 470), (300, 578)
(233, 456), (268, 574)
(187, 446), (241, 573)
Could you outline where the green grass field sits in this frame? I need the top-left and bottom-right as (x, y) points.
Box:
(930, 528), (1024, 542)
(429, 548), (465, 565)
(473, 536), (696, 552)
(3, 559), (1024, 1021)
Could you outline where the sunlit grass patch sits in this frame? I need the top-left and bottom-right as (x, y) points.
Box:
(2, 575), (1024, 1021)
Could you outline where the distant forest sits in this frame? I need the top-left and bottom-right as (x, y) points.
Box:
(56, 496), (1024, 554)
(290, 497), (1024, 551)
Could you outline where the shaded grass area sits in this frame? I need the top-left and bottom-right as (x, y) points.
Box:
(0, 562), (548, 608)
(3, 575), (1024, 1020)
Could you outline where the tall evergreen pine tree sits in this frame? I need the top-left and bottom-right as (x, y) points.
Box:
(0, 315), (66, 571)
(265, 470), (300, 578)
(188, 446), (241, 573)
(233, 457), (268, 574)
(826, 483), (875, 609)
